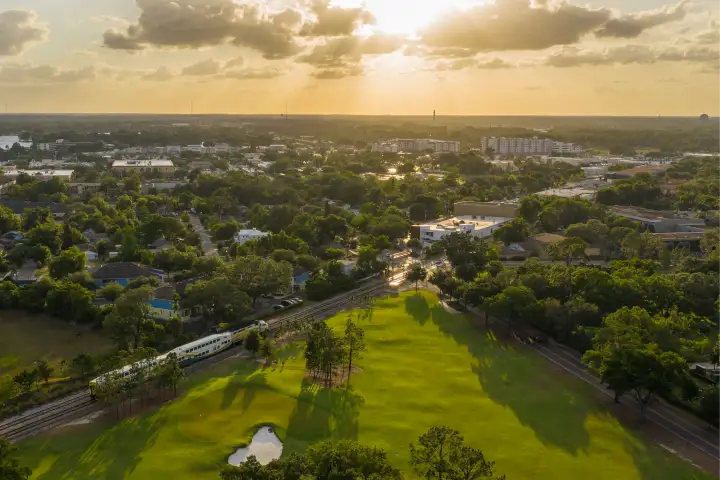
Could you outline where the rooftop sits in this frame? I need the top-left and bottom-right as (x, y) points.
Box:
(609, 205), (704, 222)
(419, 215), (510, 231)
(653, 232), (704, 240)
(92, 262), (165, 280)
(113, 159), (175, 167)
(529, 233), (566, 245)
(3, 169), (74, 177)
(613, 165), (668, 176)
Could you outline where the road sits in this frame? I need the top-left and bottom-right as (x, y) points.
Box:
(189, 214), (217, 256)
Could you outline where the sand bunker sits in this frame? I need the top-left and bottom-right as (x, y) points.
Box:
(228, 426), (284, 466)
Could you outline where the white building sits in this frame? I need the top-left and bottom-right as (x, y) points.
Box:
(0, 135), (21, 151)
(233, 228), (269, 244)
(268, 144), (287, 153)
(481, 137), (584, 156)
(2, 169), (74, 180)
(371, 139), (460, 154)
(112, 159), (176, 173)
(413, 215), (511, 247)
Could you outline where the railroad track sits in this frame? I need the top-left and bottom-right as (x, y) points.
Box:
(0, 391), (96, 442)
(0, 270), (409, 443)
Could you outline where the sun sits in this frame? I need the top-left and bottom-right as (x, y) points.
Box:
(331, 0), (483, 38)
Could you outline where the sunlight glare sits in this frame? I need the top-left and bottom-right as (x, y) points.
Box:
(330, 0), (484, 37)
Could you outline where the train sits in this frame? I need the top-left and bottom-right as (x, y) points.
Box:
(89, 320), (269, 397)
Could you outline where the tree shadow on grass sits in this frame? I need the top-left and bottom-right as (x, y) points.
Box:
(283, 378), (364, 454)
(404, 292), (596, 456)
(32, 413), (166, 480)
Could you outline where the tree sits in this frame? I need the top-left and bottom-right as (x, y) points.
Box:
(409, 426), (504, 480)
(305, 322), (345, 386)
(0, 437), (32, 480)
(13, 369), (38, 393)
(102, 286), (157, 350)
(482, 285), (538, 333)
(156, 353), (185, 397)
(698, 384), (719, 428)
(71, 353), (96, 378)
(260, 338), (275, 361)
(99, 282), (125, 301)
(700, 227), (718, 255)
(344, 318), (366, 384)
(184, 276), (252, 325)
(46, 281), (96, 322)
(25, 222), (62, 254)
(35, 359), (54, 384)
(547, 237), (587, 267)
(621, 231), (664, 259)
(492, 218), (530, 245)
(49, 246), (86, 279)
(440, 232), (498, 282)
(224, 256), (292, 307)
(245, 329), (261, 356)
(407, 264), (428, 293)
(407, 238), (422, 250)
(0, 206), (20, 234)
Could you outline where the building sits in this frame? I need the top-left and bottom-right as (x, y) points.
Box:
(0, 200), (67, 217)
(141, 181), (187, 194)
(233, 228), (269, 245)
(2, 169), (74, 181)
(292, 267), (311, 291)
(411, 215), (511, 247)
(92, 262), (165, 286)
(608, 164), (669, 179)
(525, 233), (567, 258)
(0, 135), (21, 151)
(653, 232), (704, 250)
(371, 139), (460, 154)
(609, 206), (705, 233)
(453, 201), (518, 218)
(188, 160), (214, 170)
(534, 186), (597, 200)
(112, 159), (176, 174)
(149, 285), (192, 321)
(69, 182), (102, 195)
(480, 137), (584, 156)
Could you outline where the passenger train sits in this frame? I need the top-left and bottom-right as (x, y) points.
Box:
(89, 320), (268, 397)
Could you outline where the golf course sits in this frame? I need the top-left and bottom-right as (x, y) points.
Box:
(17, 291), (713, 479)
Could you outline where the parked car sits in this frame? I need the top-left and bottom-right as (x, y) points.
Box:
(273, 304), (285, 311)
(280, 300), (295, 307)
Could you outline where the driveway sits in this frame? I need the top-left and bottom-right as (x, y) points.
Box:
(189, 214), (217, 256)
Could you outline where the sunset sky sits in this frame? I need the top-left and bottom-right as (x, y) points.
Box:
(0, 0), (718, 115)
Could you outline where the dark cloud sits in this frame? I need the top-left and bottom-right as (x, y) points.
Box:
(181, 59), (221, 76)
(299, 0), (375, 37)
(543, 44), (719, 67)
(0, 10), (49, 56)
(0, 64), (95, 83)
(595, 0), (688, 38)
(416, 0), (690, 54)
(102, 0), (304, 59)
(297, 33), (403, 78)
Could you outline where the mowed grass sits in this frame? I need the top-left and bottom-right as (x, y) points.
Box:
(0, 311), (112, 379)
(17, 291), (713, 480)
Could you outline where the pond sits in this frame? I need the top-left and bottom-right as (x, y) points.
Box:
(228, 426), (284, 466)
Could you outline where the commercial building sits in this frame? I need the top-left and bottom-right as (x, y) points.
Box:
(371, 139), (460, 154)
(608, 164), (669, 179)
(2, 169), (74, 180)
(453, 201), (518, 218)
(411, 215), (511, 247)
(69, 182), (102, 195)
(233, 228), (269, 245)
(112, 159), (176, 174)
(480, 137), (584, 156)
(525, 233), (567, 259)
(609, 206), (705, 233)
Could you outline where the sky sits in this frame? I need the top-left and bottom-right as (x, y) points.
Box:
(0, 0), (718, 115)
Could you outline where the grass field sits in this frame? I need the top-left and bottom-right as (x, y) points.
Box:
(17, 291), (713, 480)
(0, 310), (112, 379)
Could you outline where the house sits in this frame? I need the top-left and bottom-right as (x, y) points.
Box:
(338, 260), (356, 276)
(653, 232), (704, 250)
(149, 285), (192, 321)
(0, 200), (67, 217)
(92, 262), (165, 286)
(83, 229), (109, 244)
(292, 267), (311, 291)
(233, 228), (269, 245)
(0, 231), (23, 247)
(13, 260), (39, 286)
(148, 238), (172, 251)
(525, 233), (567, 259)
(85, 251), (99, 261)
(69, 182), (102, 196)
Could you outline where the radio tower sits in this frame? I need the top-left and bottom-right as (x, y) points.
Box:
(433, 109), (436, 121)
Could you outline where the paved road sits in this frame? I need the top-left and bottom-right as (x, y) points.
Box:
(189, 214), (217, 256)
(528, 341), (719, 461)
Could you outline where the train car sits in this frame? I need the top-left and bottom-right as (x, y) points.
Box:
(89, 321), (270, 397)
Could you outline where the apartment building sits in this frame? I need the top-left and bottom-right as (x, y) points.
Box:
(371, 139), (460, 154)
(411, 215), (511, 247)
(112, 159), (176, 174)
(480, 137), (584, 156)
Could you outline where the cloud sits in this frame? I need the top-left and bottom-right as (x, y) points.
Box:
(433, 57), (517, 71)
(416, 0), (690, 54)
(224, 65), (287, 79)
(181, 59), (222, 76)
(693, 19), (720, 45)
(142, 66), (174, 81)
(102, 0), (305, 59)
(297, 33), (403, 77)
(299, 0), (375, 37)
(0, 10), (49, 56)
(0, 64), (95, 83)
(595, 0), (688, 38)
(101, 0), (377, 60)
(543, 44), (719, 67)
(225, 56), (245, 68)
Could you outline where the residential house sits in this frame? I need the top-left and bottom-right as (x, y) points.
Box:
(69, 182), (102, 195)
(148, 238), (172, 252)
(0, 200), (67, 217)
(653, 232), (704, 251)
(233, 228), (269, 244)
(92, 262), (165, 286)
(149, 284), (192, 321)
(13, 260), (39, 286)
(338, 260), (356, 276)
(524, 233), (566, 259)
(292, 267), (311, 291)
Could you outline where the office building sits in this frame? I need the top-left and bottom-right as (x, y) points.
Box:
(480, 137), (584, 156)
(371, 139), (460, 154)
(112, 159), (176, 174)
(411, 215), (511, 247)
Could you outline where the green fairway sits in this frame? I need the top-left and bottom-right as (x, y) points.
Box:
(17, 291), (712, 480)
